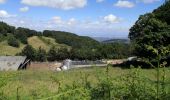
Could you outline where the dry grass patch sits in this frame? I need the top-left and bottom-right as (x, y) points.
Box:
(28, 36), (49, 51)
(0, 41), (25, 56)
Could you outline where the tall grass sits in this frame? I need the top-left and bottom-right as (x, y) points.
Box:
(0, 65), (170, 99)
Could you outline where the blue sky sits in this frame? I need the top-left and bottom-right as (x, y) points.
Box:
(0, 0), (164, 38)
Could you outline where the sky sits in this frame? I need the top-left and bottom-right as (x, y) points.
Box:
(0, 0), (165, 38)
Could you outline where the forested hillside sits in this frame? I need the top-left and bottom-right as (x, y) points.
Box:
(43, 30), (99, 48)
(0, 22), (131, 61)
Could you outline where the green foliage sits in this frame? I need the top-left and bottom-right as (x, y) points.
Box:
(15, 33), (28, 44)
(99, 43), (131, 59)
(0, 22), (15, 36)
(47, 46), (57, 61)
(0, 65), (170, 99)
(0, 34), (7, 42)
(47, 46), (70, 61)
(129, 1), (170, 64)
(43, 41), (131, 61)
(153, 0), (170, 24)
(70, 47), (100, 60)
(7, 35), (20, 48)
(14, 27), (41, 44)
(44, 65), (170, 99)
(43, 30), (99, 48)
(36, 47), (47, 62)
(19, 45), (37, 61)
(0, 73), (17, 100)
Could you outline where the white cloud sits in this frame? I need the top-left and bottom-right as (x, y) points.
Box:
(50, 16), (77, 27)
(1, 14), (128, 37)
(19, 20), (25, 24)
(52, 16), (63, 24)
(0, 10), (16, 18)
(21, 0), (87, 10)
(67, 18), (76, 25)
(19, 6), (29, 12)
(137, 0), (160, 3)
(114, 0), (135, 8)
(103, 14), (121, 24)
(96, 0), (104, 3)
(0, 0), (6, 4)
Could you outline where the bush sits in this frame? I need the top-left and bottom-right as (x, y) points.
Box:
(19, 45), (37, 61)
(47, 46), (70, 61)
(0, 34), (6, 42)
(36, 47), (47, 62)
(7, 35), (20, 48)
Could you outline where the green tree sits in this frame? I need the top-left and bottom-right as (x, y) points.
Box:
(0, 22), (15, 35)
(56, 48), (70, 60)
(20, 45), (37, 61)
(36, 47), (47, 62)
(47, 46), (58, 61)
(129, 7), (170, 61)
(47, 46), (70, 61)
(7, 35), (20, 48)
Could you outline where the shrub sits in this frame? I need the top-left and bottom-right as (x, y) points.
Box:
(20, 45), (37, 61)
(47, 46), (70, 61)
(36, 47), (47, 62)
(7, 35), (20, 48)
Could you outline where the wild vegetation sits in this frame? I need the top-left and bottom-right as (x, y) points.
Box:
(0, 66), (170, 100)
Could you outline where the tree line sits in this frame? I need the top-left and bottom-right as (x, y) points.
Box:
(18, 42), (131, 62)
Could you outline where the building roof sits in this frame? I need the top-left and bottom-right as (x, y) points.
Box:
(71, 60), (106, 65)
(63, 59), (106, 70)
(0, 56), (27, 71)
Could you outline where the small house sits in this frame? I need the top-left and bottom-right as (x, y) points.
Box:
(0, 56), (30, 71)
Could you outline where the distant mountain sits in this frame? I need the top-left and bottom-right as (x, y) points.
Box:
(92, 37), (112, 42)
(102, 39), (130, 44)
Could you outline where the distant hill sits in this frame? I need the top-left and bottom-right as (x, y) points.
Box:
(0, 21), (131, 60)
(102, 39), (130, 44)
(43, 30), (100, 48)
(92, 37), (112, 42)
(28, 36), (70, 51)
(0, 36), (70, 56)
(0, 21), (100, 56)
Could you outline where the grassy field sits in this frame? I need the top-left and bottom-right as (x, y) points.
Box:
(0, 67), (170, 99)
(28, 36), (70, 51)
(27, 36), (49, 51)
(38, 36), (70, 51)
(0, 41), (25, 56)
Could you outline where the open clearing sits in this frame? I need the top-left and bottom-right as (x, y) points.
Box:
(0, 67), (170, 99)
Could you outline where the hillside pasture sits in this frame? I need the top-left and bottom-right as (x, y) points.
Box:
(28, 36), (50, 51)
(0, 41), (25, 56)
(27, 36), (70, 52)
(0, 36), (70, 56)
(39, 36), (70, 50)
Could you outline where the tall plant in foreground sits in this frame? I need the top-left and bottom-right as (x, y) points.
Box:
(144, 45), (170, 99)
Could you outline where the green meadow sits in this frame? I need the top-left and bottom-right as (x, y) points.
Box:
(0, 67), (170, 99)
